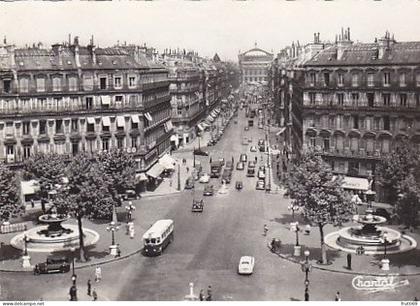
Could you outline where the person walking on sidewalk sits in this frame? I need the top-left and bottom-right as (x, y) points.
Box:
(95, 266), (102, 282)
(199, 289), (205, 301)
(335, 291), (341, 301)
(87, 279), (92, 296)
(92, 288), (98, 301)
(206, 285), (212, 301)
(263, 224), (268, 236)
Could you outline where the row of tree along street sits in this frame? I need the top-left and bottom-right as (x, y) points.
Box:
(0, 149), (137, 261)
(286, 139), (420, 264)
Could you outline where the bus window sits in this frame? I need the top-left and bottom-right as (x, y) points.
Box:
(145, 239), (150, 244)
(156, 238), (161, 244)
(151, 238), (156, 244)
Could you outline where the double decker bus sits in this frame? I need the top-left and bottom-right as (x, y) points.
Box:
(142, 219), (174, 256)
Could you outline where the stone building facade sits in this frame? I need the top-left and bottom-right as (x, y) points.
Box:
(239, 43), (273, 85)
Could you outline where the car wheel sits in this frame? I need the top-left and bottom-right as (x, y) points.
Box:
(34, 269), (41, 276)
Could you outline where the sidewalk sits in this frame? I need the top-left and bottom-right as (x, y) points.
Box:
(174, 131), (212, 153)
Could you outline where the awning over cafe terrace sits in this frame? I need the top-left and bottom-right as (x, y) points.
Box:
(146, 163), (165, 179)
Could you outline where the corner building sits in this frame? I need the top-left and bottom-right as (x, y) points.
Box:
(0, 38), (172, 189)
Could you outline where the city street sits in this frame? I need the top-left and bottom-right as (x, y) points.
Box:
(1, 108), (420, 301)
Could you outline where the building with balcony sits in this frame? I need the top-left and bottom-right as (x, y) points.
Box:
(0, 37), (173, 191)
(239, 43), (273, 85)
(301, 29), (420, 199)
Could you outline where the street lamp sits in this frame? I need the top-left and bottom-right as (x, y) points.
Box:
(379, 231), (392, 270)
(301, 250), (312, 301)
(288, 204), (300, 220)
(106, 221), (120, 256)
(23, 233), (28, 256)
(70, 247), (77, 285)
(125, 202), (136, 223)
(290, 222), (301, 256)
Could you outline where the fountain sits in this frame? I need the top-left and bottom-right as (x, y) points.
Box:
(325, 212), (416, 255)
(11, 207), (99, 253)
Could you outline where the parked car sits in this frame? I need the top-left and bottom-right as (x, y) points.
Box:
(247, 167), (255, 177)
(203, 184), (214, 196)
(185, 177), (195, 189)
(258, 139), (265, 146)
(225, 160), (234, 171)
(258, 170), (266, 180)
(236, 162), (245, 170)
(250, 146), (258, 152)
(242, 137), (248, 145)
(199, 173), (210, 184)
(191, 199), (204, 213)
(122, 189), (138, 200)
(34, 256), (70, 275)
(248, 161), (256, 169)
(235, 181), (243, 190)
(238, 256), (255, 275)
(240, 153), (247, 162)
(244, 126), (249, 131)
(256, 180), (265, 190)
(259, 165), (266, 173)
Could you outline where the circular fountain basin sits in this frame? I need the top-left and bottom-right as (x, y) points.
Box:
(10, 224), (100, 253)
(325, 226), (417, 255)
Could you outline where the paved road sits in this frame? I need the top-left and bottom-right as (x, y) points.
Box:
(2, 108), (420, 301)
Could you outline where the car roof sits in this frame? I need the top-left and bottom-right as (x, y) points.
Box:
(240, 256), (254, 261)
(47, 255), (68, 260)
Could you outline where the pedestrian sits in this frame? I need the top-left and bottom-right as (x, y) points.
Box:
(30, 199), (35, 208)
(304, 224), (311, 235)
(335, 291), (341, 301)
(92, 288), (98, 301)
(116, 245), (121, 258)
(69, 285), (77, 301)
(186, 166), (189, 173)
(95, 266), (102, 283)
(199, 289), (205, 301)
(129, 226), (135, 239)
(271, 238), (276, 252)
(169, 179), (173, 187)
(347, 253), (352, 270)
(87, 279), (92, 296)
(206, 285), (212, 301)
(263, 224), (268, 236)
(304, 288), (309, 301)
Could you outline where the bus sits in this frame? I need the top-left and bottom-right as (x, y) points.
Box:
(142, 219), (174, 256)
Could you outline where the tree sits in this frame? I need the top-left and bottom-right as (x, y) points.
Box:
(96, 149), (137, 203)
(287, 150), (353, 264)
(23, 152), (66, 212)
(376, 139), (420, 204)
(0, 163), (20, 222)
(395, 174), (420, 229)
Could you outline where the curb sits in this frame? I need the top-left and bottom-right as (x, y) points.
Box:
(141, 191), (182, 199)
(0, 247), (143, 273)
(266, 242), (420, 277)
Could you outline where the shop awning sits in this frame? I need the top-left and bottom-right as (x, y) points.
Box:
(102, 116), (111, 127)
(135, 173), (148, 182)
(87, 117), (95, 124)
(201, 121), (211, 128)
(116, 116), (125, 127)
(276, 127), (286, 136)
(131, 115), (139, 124)
(21, 180), (40, 196)
(101, 96), (111, 105)
(170, 135), (178, 141)
(145, 112), (153, 122)
(166, 121), (173, 130)
(146, 163), (165, 179)
(159, 154), (176, 170)
(337, 176), (369, 191)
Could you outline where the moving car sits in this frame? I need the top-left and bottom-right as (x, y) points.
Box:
(34, 256), (70, 275)
(247, 167), (255, 177)
(203, 184), (214, 196)
(235, 181), (243, 190)
(236, 162), (245, 170)
(199, 173), (210, 184)
(250, 146), (258, 152)
(185, 177), (195, 189)
(225, 161), (234, 171)
(222, 169), (232, 183)
(256, 179), (265, 190)
(238, 256), (255, 275)
(191, 199), (204, 213)
(240, 154), (247, 162)
(248, 161), (256, 169)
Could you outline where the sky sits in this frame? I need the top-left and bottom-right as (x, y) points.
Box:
(0, 0), (420, 61)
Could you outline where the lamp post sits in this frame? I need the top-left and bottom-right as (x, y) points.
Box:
(70, 247), (77, 285)
(301, 250), (312, 301)
(288, 204), (300, 220)
(125, 202), (136, 223)
(106, 221), (120, 256)
(290, 222), (301, 256)
(23, 233), (28, 256)
(177, 163), (181, 191)
(380, 231), (391, 270)
(21, 232), (31, 268)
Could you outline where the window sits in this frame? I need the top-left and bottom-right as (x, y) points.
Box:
(374, 118), (380, 130)
(351, 93), (359, 106)
(382, 93), (390, 106)
(83, 75), (93, 91)
(367, 73), (374, 87)
(102, 139), (109, 151)
(352, 74), (358, 87)
(399, 73), (406, 87)
(383, 72), (391, 86)
(102, 123), (110, 132)
(400, 94), (407, 107)
(52, 77), (61, 91)
(71, 119), (78, 132)
(417, 93), (420, 107)
(323, 73), (330, 86)
(115, 96), (123, 104)
(55, 120), (63, 134)
(100, 77), (107, 90)
(23, 145), (31, 159)
(68, 77), (78, 91)
(117, 138), (124, 149)
(384, 116), (390, 131)
(87, 123), (95, 133)
(338, 73), (344, 86)
(72, 142), (79, 155)
(337, 93), (344, 106)
(353, 115), (359, 129)
(85, 97), (93, 110)
(36, 78), (45, 92)
(132, 121), (138, 129)
(114, 76), (122, 88)
(310, 137), (316, 147)
(128, 76), (136, 88)
(417, 73), (420, 87)
(309, 93), (316, 105)
(3, 79), (11, 93)
(23, 121), (30, 135)
(131, 136), (138, 148)
(323, 138), (330, 151)
(367, 93), (375, 107)
(19, 78), (29, 93)
(39, 120), (47, 135)
(309, 72), (316, 86)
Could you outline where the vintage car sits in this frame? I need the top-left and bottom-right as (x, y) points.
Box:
(185, 177), (195, 189)
(235, 181), (243, 190)
(238, 256), (255, 275)
(203, 184), (214, 196)
(34, 255), (71, 275)
(191, 199), (204, 213)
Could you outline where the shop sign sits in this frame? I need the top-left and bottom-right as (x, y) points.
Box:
(352, 275), (409, 292)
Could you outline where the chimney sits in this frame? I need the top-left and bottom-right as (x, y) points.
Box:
(347, 27), (351, 40)
(52, 43), (64, 66)
(73, 36), (81, 68)
(88, 36), (97, 65)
